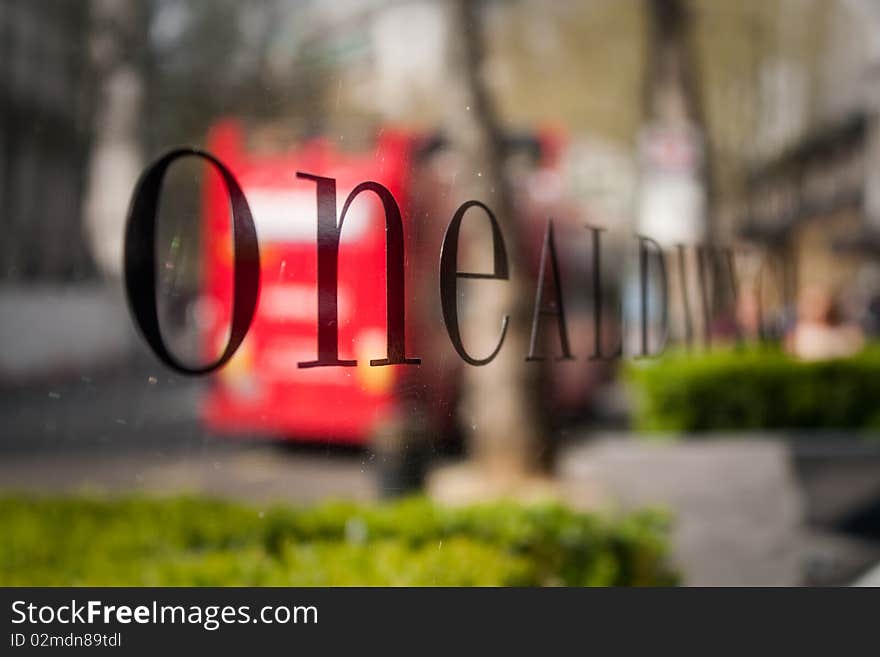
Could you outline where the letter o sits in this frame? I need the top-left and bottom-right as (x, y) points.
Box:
(124, 148), (260, 375)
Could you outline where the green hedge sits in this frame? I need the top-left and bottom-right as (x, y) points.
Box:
(0, 496), (677, 586)
(625, 346), (880, 433)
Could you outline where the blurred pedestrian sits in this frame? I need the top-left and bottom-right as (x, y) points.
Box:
(785, 286), (864, 360)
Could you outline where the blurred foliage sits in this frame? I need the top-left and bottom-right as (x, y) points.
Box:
(0, 495), (676, 586)
(626, 345), (880, 432)
(490, 0), (646, 144)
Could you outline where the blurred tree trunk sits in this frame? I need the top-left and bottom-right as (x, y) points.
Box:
(440, 0), (545, 488)
(83, 0), (149, 278)
(642, 0), (725, 340)
(644, 0), (705, 130)
(643, 0), (712, 226)
(644, 0), (716, 241)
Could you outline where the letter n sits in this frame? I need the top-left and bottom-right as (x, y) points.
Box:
(296, 173), (420, 367)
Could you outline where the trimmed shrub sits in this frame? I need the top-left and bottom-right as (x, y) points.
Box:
(0, 495), (677, 586)
(625, 345), (880, 433)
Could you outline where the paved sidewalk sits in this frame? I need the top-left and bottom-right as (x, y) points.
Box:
(560, 435), (806, 586)
(0, 444), (378, 504)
